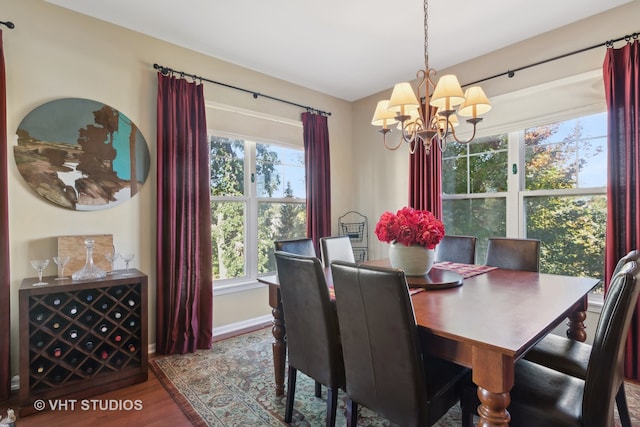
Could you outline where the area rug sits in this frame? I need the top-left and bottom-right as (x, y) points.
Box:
(150, 327), (640, 426)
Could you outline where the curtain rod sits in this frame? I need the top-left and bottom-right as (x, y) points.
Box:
(464, 31), (639, 87)
(0, 21), (15, 29)
(153, 63), (331, 117)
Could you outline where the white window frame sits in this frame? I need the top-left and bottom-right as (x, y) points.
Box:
(209, 132), (306, 295)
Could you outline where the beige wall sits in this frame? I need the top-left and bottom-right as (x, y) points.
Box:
(4, 0), (639, 379)
(352, 0), (640, 261)
(4, 0), (353, 377)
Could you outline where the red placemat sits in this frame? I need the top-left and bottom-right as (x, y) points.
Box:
(433, 261), (498, 278)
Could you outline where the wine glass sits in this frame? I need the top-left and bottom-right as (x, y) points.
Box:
(121, 253), (135, 276)
(30, 259), (50, 286)
(105, 249), (120, 274)
(53, 255), (70, 280)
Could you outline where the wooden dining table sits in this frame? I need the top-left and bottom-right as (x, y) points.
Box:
(257, 260), (599, 427)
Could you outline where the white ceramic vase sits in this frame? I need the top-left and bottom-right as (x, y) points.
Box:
(388, 241), (435, 276)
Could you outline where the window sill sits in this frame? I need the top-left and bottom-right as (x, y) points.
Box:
(213, 279), (266, 296)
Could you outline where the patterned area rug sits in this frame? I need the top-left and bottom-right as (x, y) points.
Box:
(150, 327), (640, 426)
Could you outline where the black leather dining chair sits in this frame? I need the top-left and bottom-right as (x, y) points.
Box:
(274, 237), (327, 398)
(274, 237), (316, 257)
(460, 260), (640, 427)
(434, 235), (477, 264)
(522, 249), (640, 427)
(320, 236), (355, 266)
(330, 261), (469, 427)
(274, 251), (344, 427)
(484, 237), (540, 272)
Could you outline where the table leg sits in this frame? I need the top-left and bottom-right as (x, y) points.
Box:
(566, 298), (588, 342)
(269, 288), (286, 396)
(476, 387), (511, 427)
(472, 349), (513, 426)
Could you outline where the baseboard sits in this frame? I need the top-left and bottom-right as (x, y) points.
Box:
(212, 315), (272, 342)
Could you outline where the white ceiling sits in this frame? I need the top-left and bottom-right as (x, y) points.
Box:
(46, 0), (631, 102)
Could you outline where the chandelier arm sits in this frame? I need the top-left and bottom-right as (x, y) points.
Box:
(383, 131), (404, 150)
(448, 120), (479, 145)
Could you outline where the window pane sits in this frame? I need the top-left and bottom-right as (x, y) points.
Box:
(256, 143), (305, 199)
(258, 201), (307, 273)
(525, 112), (607, 190)
(442, 134), (508, 194)
(211, 201), (245, 280)
(442, 197), (506, 263)
(525, 194), (606, 293)
(210, 136), (245, 196)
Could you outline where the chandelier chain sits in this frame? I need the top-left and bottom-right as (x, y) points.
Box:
(424, 0), (429, 69)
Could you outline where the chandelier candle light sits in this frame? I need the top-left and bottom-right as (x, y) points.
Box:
(375, 207), (445, 275)
(371, 0), (491, 154)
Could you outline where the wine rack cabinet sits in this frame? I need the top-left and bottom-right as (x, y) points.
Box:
(19, 270), (148, 416)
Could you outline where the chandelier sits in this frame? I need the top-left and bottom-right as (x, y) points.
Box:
(371, 0), (491, 155)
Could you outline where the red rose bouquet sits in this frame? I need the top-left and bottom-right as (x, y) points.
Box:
(374, 207), (445, 249)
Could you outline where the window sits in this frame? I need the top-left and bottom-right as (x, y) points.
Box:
(209, 135), (306, 288)
(442, 112), (607, 293)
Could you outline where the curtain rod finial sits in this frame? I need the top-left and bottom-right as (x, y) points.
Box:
(0, 21), (14, 29)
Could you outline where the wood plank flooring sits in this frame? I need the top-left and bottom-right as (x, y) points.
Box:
(7, 368), (193, 427)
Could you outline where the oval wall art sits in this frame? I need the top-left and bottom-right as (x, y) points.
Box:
(15, 98), (150, 211)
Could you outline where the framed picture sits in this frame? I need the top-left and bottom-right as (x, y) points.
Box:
(15, 98), (150, 211)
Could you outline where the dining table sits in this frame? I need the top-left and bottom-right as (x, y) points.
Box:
(257, 259), (599, 427)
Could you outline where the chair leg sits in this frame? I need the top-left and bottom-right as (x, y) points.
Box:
(461, 409), (475, 427)
(326, 386), (338, 427)
(616, 383), (632, 427)
(346, 399), (358, 427)
(285, 366), (297, 423)
(315, 381), (322, 397)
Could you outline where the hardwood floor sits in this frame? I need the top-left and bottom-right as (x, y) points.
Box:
(6, 368), (193, 427)
(4, 325), (271, 427)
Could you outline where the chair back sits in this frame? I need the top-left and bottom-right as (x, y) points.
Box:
(582, 260), (640, 427)
(274, 238), (316, 256)
(330, 261), (428, 426)
(485, 237), (540, 272)
(274, 251), (344, 388)
(435, 235), (477, 264)
(320, 236), (355, 265)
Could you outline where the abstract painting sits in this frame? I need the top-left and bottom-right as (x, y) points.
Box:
(15, 98), (150, 211)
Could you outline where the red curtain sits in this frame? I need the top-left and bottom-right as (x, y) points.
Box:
(302, 112), (331, 255)
(156, 73), (213, 354)
(603, 39), (640, 380)
(409, 107), (442, 218)
(0, 30), (10, 402)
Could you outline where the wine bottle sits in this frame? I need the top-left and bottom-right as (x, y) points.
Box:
(68, 305), (78, 316)
(99, 324), (109, 334)
(84, 313), (94, 324)
(114, 334), (122, 343)
(84, 340), (94, 351)
(113, 311), (122, 319)
(85, 292), (94, 302)
(100, 350), (109, 360)
(128, 319), (136, 328)
(53, 347), (62, 358)
(68, 330), (78, 340)
(34, 364), (45, 374)
(127, 298), (136, 307)
(32, 312), (45, 323)
(100, 302), (109, 311)
(127, 343), (136, 353)
(84, 361), (97, 375)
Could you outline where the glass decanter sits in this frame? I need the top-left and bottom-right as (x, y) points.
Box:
(72, 239), (106, 280)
